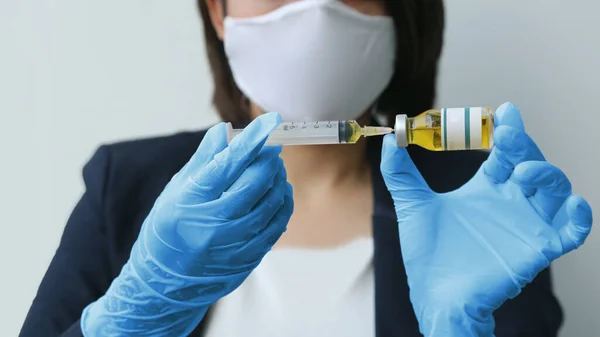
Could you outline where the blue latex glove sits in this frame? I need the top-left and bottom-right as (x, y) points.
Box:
(381, 102), (593, 337)
(81, 112), (293, 336)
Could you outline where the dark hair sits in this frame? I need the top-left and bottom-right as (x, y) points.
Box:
(197, 1), (445, 125)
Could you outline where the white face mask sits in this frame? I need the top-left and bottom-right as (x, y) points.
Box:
(224, 0), (397, 122)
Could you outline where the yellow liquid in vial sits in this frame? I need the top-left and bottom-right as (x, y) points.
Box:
(407, 108), (494, 151)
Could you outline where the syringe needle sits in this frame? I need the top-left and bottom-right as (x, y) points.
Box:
(361, 126), (393, 137)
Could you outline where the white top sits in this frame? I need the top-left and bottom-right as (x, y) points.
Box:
(204, 238), (375, 337)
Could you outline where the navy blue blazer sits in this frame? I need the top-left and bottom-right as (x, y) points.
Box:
(20, 129), (563, 336)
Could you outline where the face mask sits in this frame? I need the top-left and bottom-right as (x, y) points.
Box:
(224, 0), (396, 122)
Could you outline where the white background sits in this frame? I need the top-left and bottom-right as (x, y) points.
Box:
(1, 0), (598, 336)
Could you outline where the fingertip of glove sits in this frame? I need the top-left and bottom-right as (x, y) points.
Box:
(567, 195), (593, 225)
(232, 112), (281, 150)
(259, 111), (282, 129)
(382, 134), (397, 148)
(381, 134), (401, 160)
(199, 122), (229, 149)
(495, 102), (525, 130)
(208, 121), (228, 133)
(380, 135), (415, 179)
(380, 137), (393, 171)
(497, 102), (518, 115)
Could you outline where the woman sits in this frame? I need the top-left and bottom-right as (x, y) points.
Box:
(20, 0), (593, 336)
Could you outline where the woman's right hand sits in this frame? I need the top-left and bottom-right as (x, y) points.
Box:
(81, 112), (293, 336)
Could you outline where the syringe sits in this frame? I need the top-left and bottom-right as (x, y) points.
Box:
(226, 120), (392, 146)
(226, 106), (495, 150)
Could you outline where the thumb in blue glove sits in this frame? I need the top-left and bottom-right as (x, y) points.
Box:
(381, 102), (593, 337)
(81, 112), (294, 336)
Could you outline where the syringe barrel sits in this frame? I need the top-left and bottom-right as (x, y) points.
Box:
(227, 121), (349, 146)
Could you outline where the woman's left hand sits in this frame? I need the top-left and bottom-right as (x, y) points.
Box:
(380, 102), (593, 337)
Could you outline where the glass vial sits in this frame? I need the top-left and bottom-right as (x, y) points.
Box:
(395, 107), (495, 151)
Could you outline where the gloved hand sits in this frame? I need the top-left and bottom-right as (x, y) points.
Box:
(81, 112), (294, 336)
(380, 102), (593, 337)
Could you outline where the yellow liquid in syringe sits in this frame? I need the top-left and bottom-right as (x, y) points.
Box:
(405, 107), (494, 151)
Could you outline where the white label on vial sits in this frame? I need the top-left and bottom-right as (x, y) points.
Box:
(441, 108), (483, 150)
(469, 107), (483, 149)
